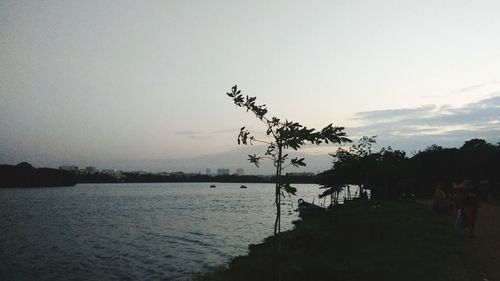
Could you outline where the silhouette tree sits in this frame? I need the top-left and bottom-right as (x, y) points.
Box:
(318, 136), (376, 204)
(319, 137), (410, 200)
(369, 147), (408, 199)
(335, 136), (376, 195)
(320, 138), (500, 200)
(227, 85), (351, 236)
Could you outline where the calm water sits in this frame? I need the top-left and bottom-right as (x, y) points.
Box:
(0, 183), (342, 281)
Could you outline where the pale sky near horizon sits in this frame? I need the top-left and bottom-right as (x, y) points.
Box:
(1, 1), (499, 173)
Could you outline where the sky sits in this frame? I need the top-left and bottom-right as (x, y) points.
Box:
(1, 0), (499, 174)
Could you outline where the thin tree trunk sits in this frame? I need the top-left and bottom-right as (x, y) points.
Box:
(273, 143), (283, 281)
(274, 143), (283, 236)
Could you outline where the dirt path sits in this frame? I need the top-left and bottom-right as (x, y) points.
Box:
(417, 200), (500, 280)
(473, 202), (500, 281)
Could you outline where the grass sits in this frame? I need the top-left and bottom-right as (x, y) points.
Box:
(191, 200), (482, 281)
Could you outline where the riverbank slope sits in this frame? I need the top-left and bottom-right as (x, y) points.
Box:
(193, 200), (483, 281)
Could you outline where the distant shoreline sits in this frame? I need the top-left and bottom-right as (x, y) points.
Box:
(0, 163), (318, 187)
(75, 173), (317, 185)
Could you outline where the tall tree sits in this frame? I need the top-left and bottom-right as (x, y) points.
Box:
(332, 136), (377, 196)
(320, 137), (410, 200)
(321, 136), (377, 201)
(226, 85), (351, 236)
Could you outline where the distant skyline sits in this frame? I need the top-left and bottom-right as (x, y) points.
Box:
(1, 1), (499, 174)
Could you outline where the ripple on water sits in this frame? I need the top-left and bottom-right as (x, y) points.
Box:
(0, 183), (341, 281)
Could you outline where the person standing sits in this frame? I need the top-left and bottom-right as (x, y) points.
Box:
(463, 181), (479, 237)
(433, 182), (450, 214)
(452, 180), (467, 230)
(452, 180), (466, 212)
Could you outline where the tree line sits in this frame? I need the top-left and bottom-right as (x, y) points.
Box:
(317, 137), (500, 201)
(0, 162), (76, 187)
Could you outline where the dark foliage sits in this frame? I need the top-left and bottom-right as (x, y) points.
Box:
(318, 138), (500, 199)
(0, 163), (76, 187)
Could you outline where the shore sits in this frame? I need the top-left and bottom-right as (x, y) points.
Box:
(472, 201), (500, 280)
(192, 200), (487, 281)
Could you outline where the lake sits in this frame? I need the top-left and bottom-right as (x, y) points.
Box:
(0, 182), (350, 280)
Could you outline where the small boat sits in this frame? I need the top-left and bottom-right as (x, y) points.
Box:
(240, 185), (248, 189)
(297, 198), (324, 214)
(210, 184), (216, 188)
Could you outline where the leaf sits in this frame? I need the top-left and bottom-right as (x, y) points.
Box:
(248, 154), (261, 167)
(237, 127), (251, 145)
(291, 157), (306, 167)
(283, 183), (297, 195)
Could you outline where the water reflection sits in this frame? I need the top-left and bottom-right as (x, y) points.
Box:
(0, 183), (352, 281)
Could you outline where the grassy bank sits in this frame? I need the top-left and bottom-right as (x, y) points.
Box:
(192, 200), (481, 281)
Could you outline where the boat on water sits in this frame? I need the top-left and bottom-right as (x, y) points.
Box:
(240, 185), (247, 189)
(297, 198), (324, 214)
(210, 184), (216, 188)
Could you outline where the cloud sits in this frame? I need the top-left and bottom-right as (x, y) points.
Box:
(457, 84), (485, 93)
(176, 130), (202, 135)
(212, 128), (238, 134)
(349, 94), (500, 151)
(96, 144), (335, 174)
(175, 130), (210, 140)
(420, 82), (500, 100)
(161, 96), (500, 173)
(354, 105), (436, 123)
(176, 128), (239, 141)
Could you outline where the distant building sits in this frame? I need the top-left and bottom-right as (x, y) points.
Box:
(217, 168), (230, 176)
(59, 165), (78, 172)
(206, 168), (211, 175)
(84, 166), (96, 173)
(235, 168), (244, 176)
(129, 170), (149, 175)
(101, 169), (125, 180)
